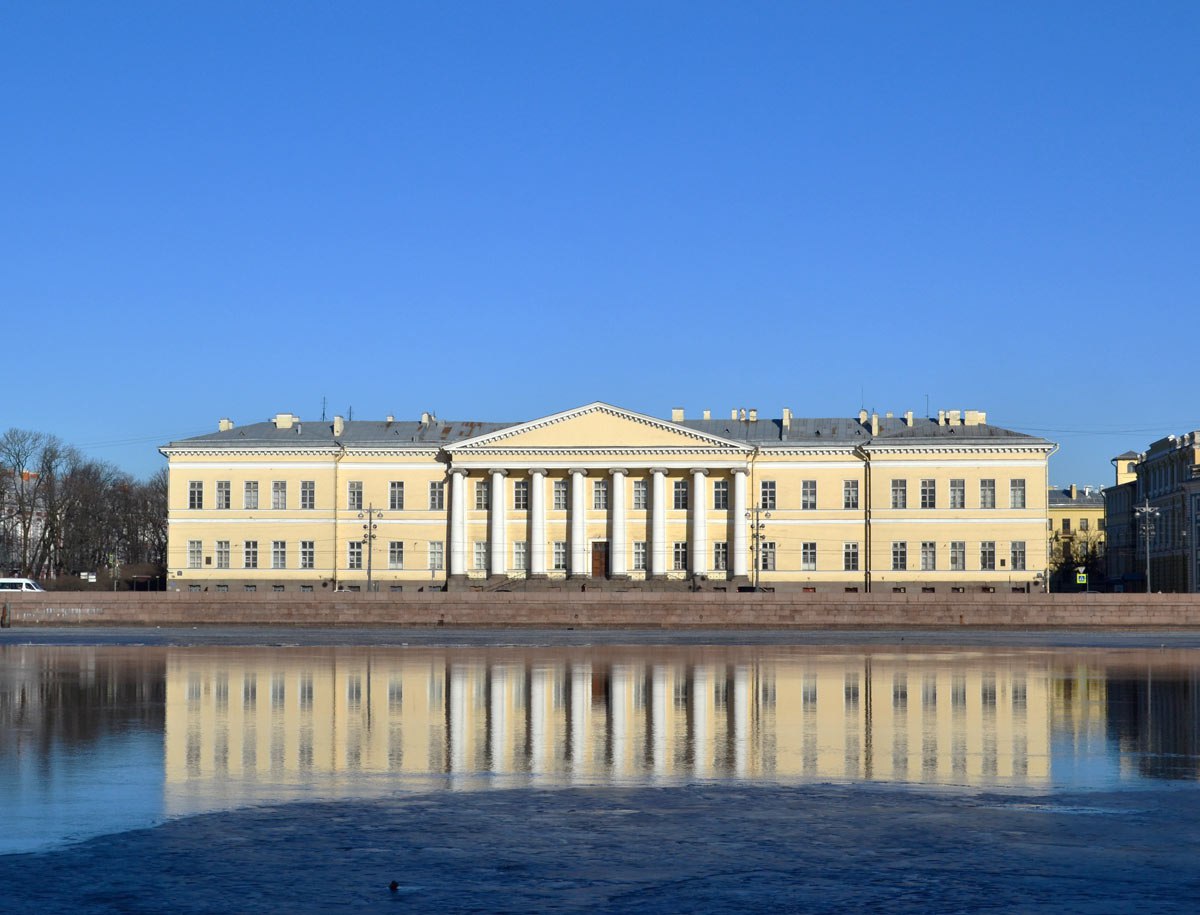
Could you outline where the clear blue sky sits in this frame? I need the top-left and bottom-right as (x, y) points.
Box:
(2, 2), (1196, 487)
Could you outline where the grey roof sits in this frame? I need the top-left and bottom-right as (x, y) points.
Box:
(1048, 487), (1106, 507)
(165, 410), (1051, 451)
(165, 419), (517, 449)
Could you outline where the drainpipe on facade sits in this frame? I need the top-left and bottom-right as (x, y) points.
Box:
(854, 444), (871, 593)
(333, 439), (346, 591)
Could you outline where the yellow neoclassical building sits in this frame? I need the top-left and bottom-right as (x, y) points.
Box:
(160, 402), (1055, 593)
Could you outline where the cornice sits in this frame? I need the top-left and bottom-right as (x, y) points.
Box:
(447, 446), (749, 457)
(160, 446), (439, 459)
(861, 444), (1056, 456)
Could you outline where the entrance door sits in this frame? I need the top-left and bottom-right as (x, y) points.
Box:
(591, 541), (609, 578)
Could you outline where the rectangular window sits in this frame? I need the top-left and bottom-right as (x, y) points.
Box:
(475, 481), (490, 510)
(187, 539), (202, 569)
(348, 542), (363, 570)
(216, 480), (230, 510)
(244, 540), (258, 569)
(513, 541), (527, 571)
(950, 479), (965, 510)
(513, 480), (529, 510)
(891, 479), (907, 509)
(553, 541), (568, 571)
(1062, 517), (1071, 534)
(980, 479), (996, 510)
(244, 481), (259, 510)
(920, 479), (936, 509)
(473, 541), (488, 571)
(300, 541), (314, 570)
(272, 540), (286, 569)
(673, 541), (688, 571)
(301, 480), (315, 510)
(593, 480), (608, 510)
(216, 541), (230, 569)
(553, 480), (569, 510)
(921, 541), (936, 571)
(1080, 517), (1090, 532)
(760, 481), (777, 510)
(347, 481), (363, 511)
(628, 541), (645, 571)
(388, 541), (404, 570)
(429, 541), (444, 571)
(980, 541), (996, 570)
(713, 541), (728, 571)
(673, 480), (689, 510)
(1010, 478), (1026, 509)
(389, 481), (405, 511)
(760, 542), (776, 571)
(892, 541), (907, 571)
(272, 481), (287, 510)
(843, 542), (859, 572)
(1011, 541), (1026, 571)
(632, 480), (648, 510)
(801, 480), (816, 511)
(801, 542), (817, 571)
(188, 481), (203, 509)
(428, 481), (444, 511)
(713, 479), (729, 510)
(950, 541), (966, 571)
(843, 480), (859, 510)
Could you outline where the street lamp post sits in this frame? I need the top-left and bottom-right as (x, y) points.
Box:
(1135, 499), (1159, 593)
(359, 504), (383, 592)
(745, 506), (771, 590)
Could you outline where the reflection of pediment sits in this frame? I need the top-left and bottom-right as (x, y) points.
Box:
(445, 402), (749, 453)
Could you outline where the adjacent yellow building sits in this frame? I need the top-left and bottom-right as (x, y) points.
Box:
(160, 402), (1055, 593)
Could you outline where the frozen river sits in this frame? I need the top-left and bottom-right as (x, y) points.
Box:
(2, 628), (1199, 911)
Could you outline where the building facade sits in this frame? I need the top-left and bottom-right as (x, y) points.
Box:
(1047, 484), (1106, 591)
(160, 402), (1054, 593)
(1105, 436), (1200, 593)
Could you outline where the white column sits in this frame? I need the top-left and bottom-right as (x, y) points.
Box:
(449, 469), (468, 576)
(651, 468), (667, 577)
(610, 468), (628, 578)
(570, 662), (592, 780)
(570, 468), (588, 576)
(732, 664), (750, 777)
(529, 468), (547, 576)
(691, 468), (708, 576)
(489, 469), (507, 576)
(732, 468), (748, 578)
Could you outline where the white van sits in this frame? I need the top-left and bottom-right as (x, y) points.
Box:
(0, 578), (45, 591)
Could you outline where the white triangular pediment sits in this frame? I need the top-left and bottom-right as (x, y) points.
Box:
(446, 403), (750, 452)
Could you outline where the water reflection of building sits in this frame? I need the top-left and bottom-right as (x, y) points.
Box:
(164, 648), (1055, 811)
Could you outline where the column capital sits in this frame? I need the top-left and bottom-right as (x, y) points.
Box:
(569, 468), (589, 477)
(731, 467), (749, 476)
(609, 467), (629, 476)
(650, 467), (668, 476)
(489, 468), (509, 477)
(690, 468), (709, 477)
(449, 467), (471, 477)
(528, 467), (548, 477)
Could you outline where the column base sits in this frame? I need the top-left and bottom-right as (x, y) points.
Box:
(608, 573), (631, 581)
(445, 574), (471, 592)
(527, 572), (550, 580)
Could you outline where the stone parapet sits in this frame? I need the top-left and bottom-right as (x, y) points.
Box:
(3, 591), (1200, 628)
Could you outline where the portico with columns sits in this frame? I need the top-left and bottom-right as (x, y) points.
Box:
(442, 403), (754, 587)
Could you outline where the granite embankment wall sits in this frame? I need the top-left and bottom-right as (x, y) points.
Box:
(4, 591), (1200, 628)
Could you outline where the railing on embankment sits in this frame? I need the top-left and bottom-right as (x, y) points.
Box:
(3, 591), (1200, 628)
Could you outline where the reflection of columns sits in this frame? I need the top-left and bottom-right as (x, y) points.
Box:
(691, 468), (708, 576)
(732, 665), (750, 777)
(449, 664), (469, 772)
(610, 468), (628, 578)
(610, 665), (631, 777)
(570, 663), (592, 780)
(529, 469), (547, 576)
(449, 469), (468, 577)
(530, 665), (551, 776)
(570, 469), (588, 576)
(732, 468), (748, 578)
(691, 665), (711, 777)
(489, 469), (507, 576)
(651, 664), (669, 776)
(489, 665), (508, 772)
(651, 468), (667, 577)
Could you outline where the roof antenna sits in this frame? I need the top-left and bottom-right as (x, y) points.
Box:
(925, 393), (930, 418)
(347, 406), (353, 421)
(321, 396), (327, 422)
